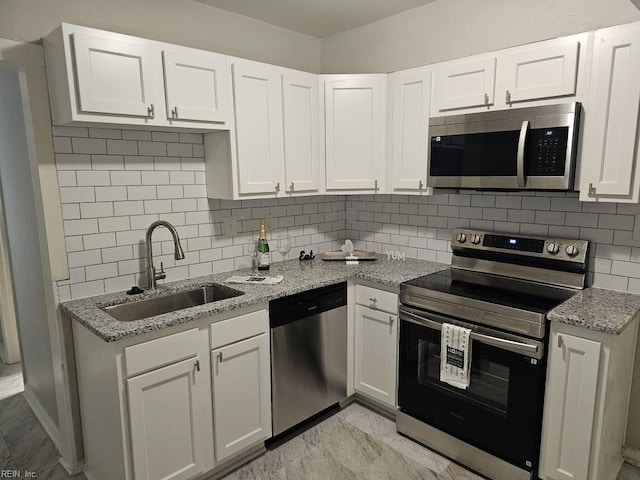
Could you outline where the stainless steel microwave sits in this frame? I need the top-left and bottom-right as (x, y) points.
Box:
(427, 102), (581, 190)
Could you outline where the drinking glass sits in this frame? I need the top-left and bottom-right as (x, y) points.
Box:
(276, 235), (291, 270)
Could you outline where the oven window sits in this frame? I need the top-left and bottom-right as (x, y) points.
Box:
(417, 339), (510, 411)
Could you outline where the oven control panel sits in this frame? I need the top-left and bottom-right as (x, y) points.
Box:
(451, 229), (588, 264)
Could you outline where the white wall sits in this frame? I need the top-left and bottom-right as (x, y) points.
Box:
(320, 0), (640, 73)
(0, 0), (321, 73)
(0, 69), (58, 424)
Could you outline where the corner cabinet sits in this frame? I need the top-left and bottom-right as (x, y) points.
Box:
(387, 67), (432, 194)
(44, 23), (230, 130)
(579, 22), (640, 203)
(70, 305), (271, 480)
(539, 320), (639, 480)
(323, 75), (387, 193)
(353, 285), (399, 407)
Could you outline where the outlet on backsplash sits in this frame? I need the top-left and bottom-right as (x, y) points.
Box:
(223, 216), (238, 236)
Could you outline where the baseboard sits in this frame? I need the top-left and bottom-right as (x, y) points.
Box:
(58, 455), (84, 476)
(23, 384), (61, 453)
(354, 392), (397, 420)
(623, 446), (640, 468)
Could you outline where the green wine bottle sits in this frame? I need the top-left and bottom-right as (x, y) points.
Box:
(256, 224), (270, 271)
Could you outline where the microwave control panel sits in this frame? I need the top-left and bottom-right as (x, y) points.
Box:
(526, 127), (569, 176)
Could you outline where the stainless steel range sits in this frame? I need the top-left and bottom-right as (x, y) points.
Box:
(397, 229), (589, 480)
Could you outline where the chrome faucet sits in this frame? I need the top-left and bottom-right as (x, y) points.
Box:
(145, 220), (185, 289)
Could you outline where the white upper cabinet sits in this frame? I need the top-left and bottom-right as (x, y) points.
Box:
(282, 71), (321, 194)
(388, 67), (432, 194)
(432, 57), (496, 113)
(73, 32), (157, 118)
(162, 49), (229, 124)
(44, 23), (230, 130)
(579, 23), (640, 203)
(323, 75), (387, 192)
(500, 39), (580, 104)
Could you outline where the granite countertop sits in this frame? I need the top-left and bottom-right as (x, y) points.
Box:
(547, 287), (640, 335)
(61, 257), (447, 342)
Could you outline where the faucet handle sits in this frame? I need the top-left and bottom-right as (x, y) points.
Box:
(155, 262), (167, 281)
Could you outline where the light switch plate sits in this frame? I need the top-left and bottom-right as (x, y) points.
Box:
(223, 216), (238, 236)
(633, 215), (640, 241)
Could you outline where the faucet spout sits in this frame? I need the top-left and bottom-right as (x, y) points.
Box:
(145, 220), (185, 289)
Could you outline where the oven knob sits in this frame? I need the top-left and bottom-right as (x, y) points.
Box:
(470, 234), (481, 245)
(565, 245), (580, 257)
(547, 243), (560, 254)
(456, 233), (467, 243)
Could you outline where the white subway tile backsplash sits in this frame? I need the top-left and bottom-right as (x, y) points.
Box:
(95, 187), (127, 202)
(80, 202), (114, 218)
(55, 129), (640, 298)
(110, 171), (142, 186)
(72, 138), (107, 154)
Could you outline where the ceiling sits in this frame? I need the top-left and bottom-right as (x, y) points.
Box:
(193, 0), (439, 38)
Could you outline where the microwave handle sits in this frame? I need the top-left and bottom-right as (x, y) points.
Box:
(516, 120), (530, 188)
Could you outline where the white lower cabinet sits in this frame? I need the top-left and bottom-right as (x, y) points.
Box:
(211, 333), (271, 462)
(353, 285), (398, 407)
(71, 306), (271, 480)
(127, 356), (206, 480)
(539, 320), (639, 480)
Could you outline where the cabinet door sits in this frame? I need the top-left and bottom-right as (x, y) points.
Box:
(540, 332), (601, 480)
(163, 49), (229, 123)
(127, 356), (205, 480)
(354, 305), (398, 406)
(390, 68), (431, 192)
(211, 333), (271, 462)
(432, 57), (496, 112)
(72, 32), (157, 117)
(232, 62), (284, 195)
(324, 76), (386, 191)
(502, 40), (579, 104)
(282, 71), (321, 194)
(580, 25), (640, 200)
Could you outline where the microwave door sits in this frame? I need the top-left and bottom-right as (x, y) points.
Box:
(428, 130), (521, 189)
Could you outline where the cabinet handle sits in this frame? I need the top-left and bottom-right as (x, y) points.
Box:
(290, 182), (294, 192)
(194, 360), (200, 372)
(484, 93), (489, 105)
(418, 180), (424, 190)
(275, 182), (280, 193)
(588, 183), (597, 196)
(369, 297), (377, 304)
(147, 104), (155, 118)
(557, 335), (563, 348)
(171, 107), (178, 118)
(374, 179), (378, 191)
(506, 90), (511, 103)
(389, 315), (395, 325)
(217, 352), (223, 363)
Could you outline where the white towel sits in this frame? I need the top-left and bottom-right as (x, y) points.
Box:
(440, 323), (473, 389)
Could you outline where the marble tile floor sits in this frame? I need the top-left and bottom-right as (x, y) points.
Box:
(0, 390), (638, 480)
(221, 402), (640, 480)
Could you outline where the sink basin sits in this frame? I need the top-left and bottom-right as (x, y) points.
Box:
(103, 284), (244, 322)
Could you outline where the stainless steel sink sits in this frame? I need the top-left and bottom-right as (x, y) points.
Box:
(103, 284), (244, 322)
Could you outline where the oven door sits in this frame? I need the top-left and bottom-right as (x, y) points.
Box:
(398, 307), (546, 472)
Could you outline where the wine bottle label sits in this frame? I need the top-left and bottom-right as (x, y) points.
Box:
(257, 252), (270, 267)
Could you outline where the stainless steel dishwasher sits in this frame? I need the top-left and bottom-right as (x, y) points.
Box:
(269, 282), (347, 437)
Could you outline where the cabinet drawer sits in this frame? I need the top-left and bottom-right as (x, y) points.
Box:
(124, 328), (199, 378)
(355, 285), (398, 314)
(210, 309), (268, 350)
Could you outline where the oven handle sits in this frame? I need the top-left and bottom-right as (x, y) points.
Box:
(399, 308), (540, 357)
